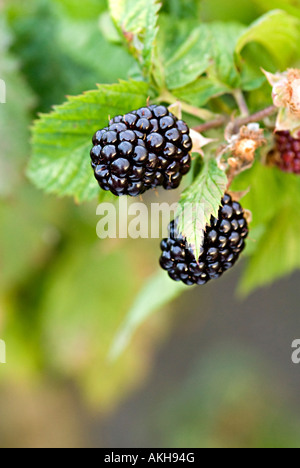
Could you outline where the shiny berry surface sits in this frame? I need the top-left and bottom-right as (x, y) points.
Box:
(159, 194), (249, 286)
(91, 105), (192, 197)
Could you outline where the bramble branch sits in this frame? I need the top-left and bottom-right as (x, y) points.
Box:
(193, 105), (277, 134)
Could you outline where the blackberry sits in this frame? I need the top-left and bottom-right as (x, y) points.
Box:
(274, 131), (300, 174)
(90, 105), (192, 196)
(160, 194), (249, 286)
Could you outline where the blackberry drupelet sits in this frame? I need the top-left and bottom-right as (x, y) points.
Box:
(274, 131), (300, 174)
(160, 194), (249, 286)
(90, 105), (192, 196)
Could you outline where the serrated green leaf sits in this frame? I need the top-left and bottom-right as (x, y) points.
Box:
(110, 270), (189, 360)
(109, 0), (161, 76)
(28, 80), (149, 202)
(176, 158), (228, 261)
(236, 10), (300, 69)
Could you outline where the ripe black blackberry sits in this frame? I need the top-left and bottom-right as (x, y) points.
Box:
(160, 194), (249, 286)
(90, 105), (192, 196)
(274, 131), (300, 174)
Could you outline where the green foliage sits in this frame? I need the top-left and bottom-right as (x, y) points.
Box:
(252, 0), (300, 19)
(28, 80), (149, 202)
(236, 10), (300, 69)
(110, 270), (189, 360)
(232, 164), (300, 295)
(6, 0), (136, 112)
(109, 0), (161, 77)
(162, 0), (202, 19)
(177, 158), (228, 261)
(25, 0), (300, 353)
(0, 21), (34, 197)
(158, 19), (244, 91)
(38, 240), (153, 407)
(53, 0), (107, 19)
(241, 207), (300, 295)
(200, 0), (260, 23)
(174, 77), (230, 109)
(158, 10), (300, 111)
(2, 0), (300, 413)
(158, 20), (212, 90)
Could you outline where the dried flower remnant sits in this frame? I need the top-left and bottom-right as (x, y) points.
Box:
(224, 124), (266, 185)
(264, 69), (300, 137)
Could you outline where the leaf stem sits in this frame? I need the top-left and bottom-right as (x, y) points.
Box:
(193, 105), (277, 133)
(233, 90), (249, 117)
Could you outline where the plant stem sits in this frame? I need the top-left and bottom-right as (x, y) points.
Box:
(192, 116), (227, 132)
(233, 105), (277, 131)
(193, 105), (277, 134)
(233, 90), (249, 117)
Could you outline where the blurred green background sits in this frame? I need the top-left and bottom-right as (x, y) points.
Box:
(1, 0), (300, 448)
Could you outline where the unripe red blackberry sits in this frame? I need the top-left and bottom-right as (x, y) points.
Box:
(160, 194), (249, 286)
(274, 131), (300, 174)
(90, 105), (192, 196)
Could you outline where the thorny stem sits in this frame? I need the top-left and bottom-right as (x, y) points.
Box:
(193, 105), (277, 134)
(192, 116), (227, 132)
(232, 106), (277, 132)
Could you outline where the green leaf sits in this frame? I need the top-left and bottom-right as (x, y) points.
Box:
(240, 207), (300, 296)
(231, 164), (300, 295)
(240, 71), (266, 93)
(176, 158), (228, 261)
(159, 19), (244, 90)
(232, 163), (281, 229)
(236, 10), (300, 69)
(99, 11), (122, 44)
(110, 270), (189, 360)
(28, 80), (149, 202)
(209, 22), (244, 88)
(173, 77), (231, 108)
(163, 26), (213, 89)
(109, 0), (161, 76)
